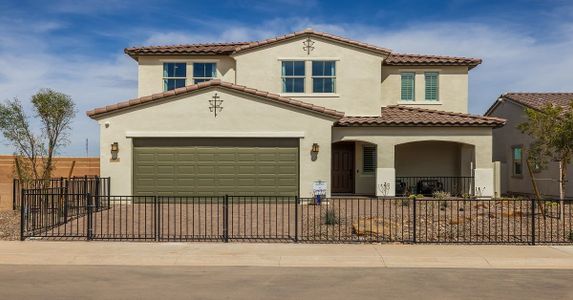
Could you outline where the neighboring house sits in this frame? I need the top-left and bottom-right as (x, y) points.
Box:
(485, 93), (573, 198)
(87, 29), (504, 198)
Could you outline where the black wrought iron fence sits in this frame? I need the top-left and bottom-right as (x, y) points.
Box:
(395, 176), (475, 197)
(20, 193), (573, 244)
(13, 176), (110, 210)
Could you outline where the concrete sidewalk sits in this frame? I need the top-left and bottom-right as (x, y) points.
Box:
(1, 241), (573, 269)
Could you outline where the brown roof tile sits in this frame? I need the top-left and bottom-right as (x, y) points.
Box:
(86, 79), (345, 119)
(384, 53), (482, 69)
(233, 28), (392, 55)
(337, 105), (505, 127)
(124, 42), (250, 59)
(499, 92), (573, 111)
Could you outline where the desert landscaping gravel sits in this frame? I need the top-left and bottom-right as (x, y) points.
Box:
(0, 210), (19, 240)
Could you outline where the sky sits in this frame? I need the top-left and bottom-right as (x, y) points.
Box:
(0, 0), (572, 156)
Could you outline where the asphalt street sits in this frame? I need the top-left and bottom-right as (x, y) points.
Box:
(0, 265), (572, 300)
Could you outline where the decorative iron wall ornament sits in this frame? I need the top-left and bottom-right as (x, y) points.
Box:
(208, 93), (223, 117)
(303, 37), (315, 55)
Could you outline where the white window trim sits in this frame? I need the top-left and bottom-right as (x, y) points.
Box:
(281, 60), (306, 93)
(312, 61), (336, 93)
(162, 62), (188, 91)
(400, 72), (415, 101)
(424, 71), (440, 101)
(192, 62), (218, 84)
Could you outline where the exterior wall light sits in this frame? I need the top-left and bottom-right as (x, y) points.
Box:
(111, 142), (119, 161)
(311, 143), (320, 153)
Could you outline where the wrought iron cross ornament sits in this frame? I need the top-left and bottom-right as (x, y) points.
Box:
(303, 37), (315, 55)
(209, 93), (223, 117)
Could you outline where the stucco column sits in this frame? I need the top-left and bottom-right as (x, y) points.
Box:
(376, 141), (395, 197)
(473, 139), (494, 197)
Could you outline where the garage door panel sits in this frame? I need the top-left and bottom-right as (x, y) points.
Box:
(133, 139), (298, 196)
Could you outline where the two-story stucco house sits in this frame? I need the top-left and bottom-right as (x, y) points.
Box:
(485, 92), (573, 198)
(87, 29), (505, 198)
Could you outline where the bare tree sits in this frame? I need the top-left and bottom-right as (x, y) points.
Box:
(0, 89), (76, 183)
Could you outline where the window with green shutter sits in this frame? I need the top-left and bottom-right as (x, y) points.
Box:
(425, 72), (439, 101)
(401, 72), (415, 101)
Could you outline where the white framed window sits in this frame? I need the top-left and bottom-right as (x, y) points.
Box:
(312, 61), (336, 93)
(363, 146), (377, 173)
(425, 72), (439, 101)
(281, 61), (305, 93)
(401, 72), (415, 101)
(163, 62), (187, 91)
(193, 62), (216, 84)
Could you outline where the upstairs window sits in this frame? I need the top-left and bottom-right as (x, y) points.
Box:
(512, 146), (523, 177)
(401, 72), (415, 101)
(312, 61), (336, 93)
(425, 72), (439, 101)
(363, 146), (377, 173)
(193, 63), (216, 84)
(281, 61), (305, 93)
(163, 63), (186, 91)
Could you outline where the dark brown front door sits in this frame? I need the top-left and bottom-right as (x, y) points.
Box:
(332, 142), (355, 193)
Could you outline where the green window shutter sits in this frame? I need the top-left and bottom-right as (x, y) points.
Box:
(425, 72), (439, 101)
(401, 73), (415, 101)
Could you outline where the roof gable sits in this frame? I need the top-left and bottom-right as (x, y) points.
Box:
(231, 29), (392, 56)
(485, 92), (573, 116)
(87, 79), (345, 119)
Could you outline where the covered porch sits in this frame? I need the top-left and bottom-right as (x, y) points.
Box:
(331, 140), (476, 197)
(331, 105), (505, 197)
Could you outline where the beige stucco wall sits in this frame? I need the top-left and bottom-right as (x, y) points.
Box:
(95, 87), (335, 197)
(135, 38), (471, 115)
(395, 141), (468, 177)
(489, 100), (573, 198)
(353, 141), (377, 195)
(232, 36), (385, 115)
(137, 56), (236, 97)
(333, 126), (494, 196)
(381, 66), (469, 113)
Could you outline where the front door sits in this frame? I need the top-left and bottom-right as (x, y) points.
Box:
(331, 142), (355, 194)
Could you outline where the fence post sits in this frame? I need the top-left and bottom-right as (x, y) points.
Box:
(86, 193), (93, 241)
(94, 175), (100, 211)
(224, 195), (229, 243)
(412, 197), (417, 244)
(531, 198), (536, 245)
(20, 189), (26, 241)
(155, 196), (160, 242)
(13, 179), (17, 210)
(294, 196), (299, 243)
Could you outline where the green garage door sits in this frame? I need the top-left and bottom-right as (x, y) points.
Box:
(133, 138), (299, 196)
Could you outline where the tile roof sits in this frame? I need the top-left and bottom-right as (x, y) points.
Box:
(232, 28), (392, 55)
(123, 29), (481, 69)
(499, 92), (573, 111)
(384, 53), (482, 69)
(336, 105), (505, 127)
(86, 79), (345, 119)
(124, 42), (250, 59)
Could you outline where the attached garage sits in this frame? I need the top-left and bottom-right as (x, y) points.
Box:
(133, 138), (299, 196)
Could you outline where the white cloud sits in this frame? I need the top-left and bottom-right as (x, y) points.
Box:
(2, 14), (573, 156)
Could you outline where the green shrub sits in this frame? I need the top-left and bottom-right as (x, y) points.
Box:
(323, 207), (339, 225)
